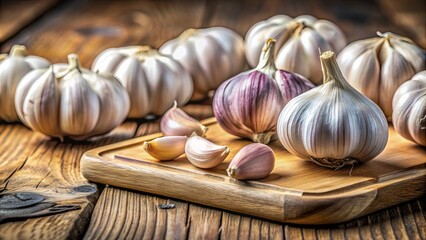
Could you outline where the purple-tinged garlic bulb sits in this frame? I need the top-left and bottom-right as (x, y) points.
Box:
(160, 101), (208, 137)
(213, 38), (314, 144)
(227, 143), (275, 180)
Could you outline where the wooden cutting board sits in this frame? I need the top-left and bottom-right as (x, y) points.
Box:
(81, 118), (426, 224)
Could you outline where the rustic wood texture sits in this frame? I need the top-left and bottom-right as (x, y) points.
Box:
(83, 187), (425, 240)
(0, 0), (425, 239)
(0, 0), (59, 44)
(0, 122), (139, 239)
(81, 119), (426, 224)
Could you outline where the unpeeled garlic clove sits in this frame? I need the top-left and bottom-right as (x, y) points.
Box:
(160, 101), (208, 137)
(143, 136), (188, 161)
(185, 134), (230, 169)
(227, 143), (275, 180)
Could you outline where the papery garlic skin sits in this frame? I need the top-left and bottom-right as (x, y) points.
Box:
(227, 143), (275, 180)
(337, 32), (426, 119)
(143, 136), (188, 160)
(392, 71), (426, 146)
(213, 39), (314, 144)
(15, 54), (130, 140)
(277, 51), (388, 168)
(0, 45), (50, 122)
(185, 134), (230, 169)
(160, 27), (245, 100)
(245, 15), (347, 85)
(92, 46), (193, 118)
(160, 101), (208, 137)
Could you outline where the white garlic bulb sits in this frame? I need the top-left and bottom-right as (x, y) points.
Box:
(0, 45), (50, 122)
(92, 46), (193, 118)
(15, 54), (130, 140)
(277, 51), (388, 168)
(160, 27), (246, 100)
(337, 32), (426, 119)
(245, 15), (347, 85)
(392, 71), (426, 146)
(185, 134), (230, 169)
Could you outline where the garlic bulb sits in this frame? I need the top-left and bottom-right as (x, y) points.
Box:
(185, 134), (230, 169)
(15, 54), (130, 140)
(160, 27), (245, 100)
(213, 39), (314, 144)
(143, 136), (188, 160)
(337, 32), (426, 119)
(0, 45), (50, 122)
(245, 15), (347, 85)
(92, 46), (193, 118)
(160, 101), (208, 137)
(277, 51), (388, 168)
(227, 143), (275, 180)
(392, 71), (426, 146)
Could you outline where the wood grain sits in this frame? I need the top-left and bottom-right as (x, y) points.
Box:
(81, 118), (426, 224)
(84, 187), (425, 239)
(1, 0), (424, 238)
(0, 122), (138, 239)
(0, 0), (59, 44)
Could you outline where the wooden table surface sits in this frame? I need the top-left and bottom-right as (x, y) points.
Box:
(0, 0), (425, 239)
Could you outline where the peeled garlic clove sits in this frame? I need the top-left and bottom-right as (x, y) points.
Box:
(160, 101), (208, 137)
(185, 134), (230, 169)
(277, 51), (388, 169)
(143, 136), (188, 161)
(227, 143), (275, 180)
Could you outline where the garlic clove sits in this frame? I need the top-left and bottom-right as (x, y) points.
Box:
(227, 143), (275, 180)
(160, 101), (208, 137)
(185, 134), (230, 169)
(379, 40), (416, 118)
(143, 136), (188, 161)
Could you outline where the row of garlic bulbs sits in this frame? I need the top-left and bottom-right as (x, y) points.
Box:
(213, 40), (424, 169)
(1, 14), (424, 142)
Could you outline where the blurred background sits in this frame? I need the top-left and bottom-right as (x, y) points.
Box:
(0, 0), (425, 67)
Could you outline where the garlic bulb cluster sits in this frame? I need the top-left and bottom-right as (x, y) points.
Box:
(337, 32), (426, 119)
(15, 54), (130, 140)
(392, 71), (426, 146)
(92, 46), (193, 118)
(213, 39), (314, 144)
(185, 134), (230, 169)
(160, 101), (207, 137)
(227, 143), (275, 180)
(143, 136), (188, 160)
(0, 45), (50, 122)
(160, 27), (245, 100)
(245, 15), (347, 85)
(277, 51), (388, 168)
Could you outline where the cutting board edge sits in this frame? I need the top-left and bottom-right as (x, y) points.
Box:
(81, 148), (426, 224)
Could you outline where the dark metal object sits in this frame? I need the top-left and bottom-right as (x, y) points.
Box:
(158, 203), (176, 209)
(0, 192), (81, 223)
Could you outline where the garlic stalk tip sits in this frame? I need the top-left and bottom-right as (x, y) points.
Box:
(10, 45), (28, 57)
(256, 38), (277, 74)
